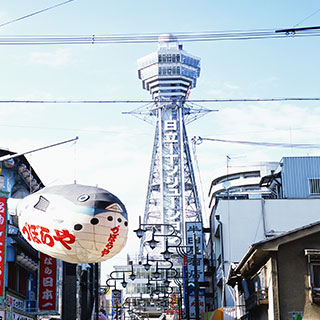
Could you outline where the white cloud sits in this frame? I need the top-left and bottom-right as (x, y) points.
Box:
(29, 48), (72, 67)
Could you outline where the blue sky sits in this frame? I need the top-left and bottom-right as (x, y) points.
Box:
(1, 1), (320, 278)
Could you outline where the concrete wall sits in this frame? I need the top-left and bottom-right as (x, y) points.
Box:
(277, 233), (320, 319)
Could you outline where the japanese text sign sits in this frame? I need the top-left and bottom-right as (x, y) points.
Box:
(39, 253), (57, 310)
(0, 197), (6, 298)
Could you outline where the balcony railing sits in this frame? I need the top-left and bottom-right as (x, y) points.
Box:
(245, 288), (268, 311)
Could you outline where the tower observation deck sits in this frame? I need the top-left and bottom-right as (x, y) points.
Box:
(136, 34), (203, 257)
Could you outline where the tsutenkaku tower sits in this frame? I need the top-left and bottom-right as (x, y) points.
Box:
(133, 34), (207, 257)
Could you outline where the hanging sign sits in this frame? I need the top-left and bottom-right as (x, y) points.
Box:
(39, 253), (57, 311)
(112, 290), (122, 320)
(0, 197), (6, 298)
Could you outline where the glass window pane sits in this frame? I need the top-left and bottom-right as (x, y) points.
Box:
(313, 265), (320, 288)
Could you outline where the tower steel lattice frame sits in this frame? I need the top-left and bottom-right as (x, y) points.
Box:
(131, 34), (209, 258)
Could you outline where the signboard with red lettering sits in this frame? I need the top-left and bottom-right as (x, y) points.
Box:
(39, 253), (57, 311)
(0, 197), (7, 298)
(6, 293), (24, 310)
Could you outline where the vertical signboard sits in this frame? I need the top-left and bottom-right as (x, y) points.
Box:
(182, 257), (189, 317)
(112, 289), (122, 320)
(188, 288), (205, 318)
(185, 222), (205, 318)
(39, 253), (57, 311)
(162, 119), (183, 237)
(0, 310), (5, 320)
(0, 197), (7, 299)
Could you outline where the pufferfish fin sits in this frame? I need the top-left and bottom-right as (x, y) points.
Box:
(34, 195), (50, 212)
(105, 203), (122, 213)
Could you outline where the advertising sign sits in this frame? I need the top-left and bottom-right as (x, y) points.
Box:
(17, 184), (128, 264)
(185, 221), (205, 319)
(38, 253), (57, 311)
(0, 310), (5, 320)
(11, 312), (34, 320)
(0, 197), (6, 298)
(185, 221), (204, 282)
(6, 294), (24, 310)
(188, 288), (205, 318)
(112, 289), (122, 320)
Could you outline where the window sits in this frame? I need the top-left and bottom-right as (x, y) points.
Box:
(305, 249), (320, 304)
(309, 178), (320, 195)
(312, 264), (320, 288)
(8, 262), (27, 296)
(19, 267), (27, 295)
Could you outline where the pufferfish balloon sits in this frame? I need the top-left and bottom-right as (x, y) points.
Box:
(9, 184), (128, 264)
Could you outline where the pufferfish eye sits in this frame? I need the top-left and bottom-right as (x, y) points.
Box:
(74, 224), (83, 231)
(90, 218), (99, 225)
(78, 194), (90, 202)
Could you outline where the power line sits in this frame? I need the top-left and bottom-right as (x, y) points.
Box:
(293, 7), (320, 28)
(0, 136), (78, 162)
(0, 97), (319, 104)
(195, 137), (320, 149)
(0, 27), (319, 45)
(0, 0), (75, 29)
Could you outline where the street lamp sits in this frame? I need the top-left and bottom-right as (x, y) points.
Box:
(153, 262), (161, 279)
(106, 262), (137, 289)
(134, 217), (203, 320)
(129, 261), (136, 281)
(146, 227), (160, 249)
(146, 275), (152, 290)
(133, 216), (146, 238)
(143, 254), (152, 271)
(163, 270), (171, 287)
(121, 272), (127, 288)
(161, 238), (174, 260)
(134, 217), (179, 238)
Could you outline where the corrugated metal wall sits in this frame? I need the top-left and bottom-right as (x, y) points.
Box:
(281, 156), (320, 198)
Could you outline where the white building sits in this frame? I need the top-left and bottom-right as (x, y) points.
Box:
(207, 156), (320, 315)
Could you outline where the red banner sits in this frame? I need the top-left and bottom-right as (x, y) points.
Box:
(0, 197), (7, 298)
(39, 253), (57, 310)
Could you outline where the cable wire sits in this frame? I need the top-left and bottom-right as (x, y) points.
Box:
(0, 0), (75, 29)
(198, 137), (320, 149)
(0, 27), (320, 45)
(293, 7), (320, 28)
(0, 97), (319, 104)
